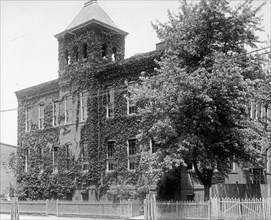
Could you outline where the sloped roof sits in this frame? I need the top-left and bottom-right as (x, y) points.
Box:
(55, 0), (128, 38)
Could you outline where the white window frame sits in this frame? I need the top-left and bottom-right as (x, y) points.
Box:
(267, 148), (270, 174)
(39, 147), (44, 172)
(64, 94), (72, 124)
(81, 142), (89, 171)
(80, 91), (88, 121)
(65, 143), (71, 171)
(106, 87), (114, 118)
(38, 104), (44, 130)
(52, 100), (59, 127)
(150, 139), (160, 154)
(53, 146), (58, 173)
(128, 138), (137, 171)
(25, 108), (31, 132)
(127, 94), (137, 115)
(23, 149), (29, 173)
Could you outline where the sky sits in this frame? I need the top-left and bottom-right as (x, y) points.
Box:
(0, 0), (270, 146)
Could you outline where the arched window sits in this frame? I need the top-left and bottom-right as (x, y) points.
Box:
(74, 46), (79, 62)
(102, 43), (108, 58)
(64, 50), (71, 65)
(112, 47), (117, 61)
(82, 43), (88, 59)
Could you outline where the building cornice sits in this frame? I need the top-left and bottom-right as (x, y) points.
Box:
(15, 79), (59, 99)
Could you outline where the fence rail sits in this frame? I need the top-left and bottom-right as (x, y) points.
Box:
(0, 199), (140, 218)
(145, 195), (271, 220)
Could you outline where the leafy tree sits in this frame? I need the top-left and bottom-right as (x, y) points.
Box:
(129, 0), (269, 201)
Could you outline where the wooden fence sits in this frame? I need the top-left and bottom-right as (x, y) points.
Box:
(0, 198), (140, 218)
(144, 195), (271, 220)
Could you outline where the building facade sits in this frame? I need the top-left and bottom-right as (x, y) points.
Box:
(15, 0), (271, 201)
(0, 142), (17, 196)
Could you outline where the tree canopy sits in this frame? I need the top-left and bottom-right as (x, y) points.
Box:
(129, 0), (270, 201)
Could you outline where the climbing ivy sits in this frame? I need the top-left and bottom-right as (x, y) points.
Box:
(16, 24), (162, 201)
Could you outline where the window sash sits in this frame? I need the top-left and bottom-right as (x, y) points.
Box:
(80, 92), (88, 121)
(53, 147), (58, 173)
(53, 101), (59, 126)
(81, 143), (89, 171)
(128, 139), (137, 170)
(106, 88), (114, 118)
(39, 105), (44, 129)
(25, 109), (31, 131)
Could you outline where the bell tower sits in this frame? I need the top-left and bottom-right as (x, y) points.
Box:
(55, 0), (128, 76)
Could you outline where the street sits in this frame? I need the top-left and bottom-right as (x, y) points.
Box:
(0, 214), (128, 220)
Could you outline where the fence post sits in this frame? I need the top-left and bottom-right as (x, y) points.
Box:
(45, 199), (48, 216)
(10, 197), (19, 220)
(176, 200), (178, 217)
(208, 199), (211, 220)
(262, 198), (266, 220)
(56, 199), (59, 217)
(128, 199), (132, 218)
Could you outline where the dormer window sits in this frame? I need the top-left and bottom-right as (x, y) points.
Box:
(74, 46), (79, 62)
(102, 43), (108, 58)
(82, 43), (88, 59)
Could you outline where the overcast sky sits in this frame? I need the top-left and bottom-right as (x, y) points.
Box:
(1, 0), (270, 146)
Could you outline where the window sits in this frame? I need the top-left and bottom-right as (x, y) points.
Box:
(80, 91), (88, 121)
(229, 161), (236, 172)
(39, 148), (44, 171)
(82, 192), (89, 201)
(267, 149), (270, 174)
(150, 139), (160, 154)
(52, 101), (59, 127)
(112, 47), (117, 61)
(64, 50), (71, 65)
(38, 104), (44, 129)
(106, 87), (114, 118)
(82, 43), (88, 59)
(107, 141), (115, 172)
(249, 168), (265, 184)
(81, 142), (89, 171)
(102, 43), (107, 58)
(53, 146), (58, 173)
(250, 101), (257, 120)
(22, 149), (29, 172)
(25, 108), (31, 132)
(74, 46), (79, 62)
(64, 95), (72, 124)
(65, 144), (71, 171)
(128, 139), (137, 170)
(127, 91), (137, 115)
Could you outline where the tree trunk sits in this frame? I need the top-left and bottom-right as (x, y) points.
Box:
(204, 184), (211, 201)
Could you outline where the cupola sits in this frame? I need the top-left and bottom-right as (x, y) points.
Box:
(55, 0), (128, 73)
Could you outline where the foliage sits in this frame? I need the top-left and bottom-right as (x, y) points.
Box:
(129, 0), (269, 201)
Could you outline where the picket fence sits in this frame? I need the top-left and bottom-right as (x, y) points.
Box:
(144, 194), (271, 220)
(0, 198), (140, 218)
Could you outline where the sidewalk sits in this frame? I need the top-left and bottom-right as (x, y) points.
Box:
(0, 214), (126, 220)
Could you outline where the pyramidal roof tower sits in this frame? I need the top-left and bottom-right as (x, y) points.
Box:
(55, 0), (128, 73)
(55, 0), (128, 37)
